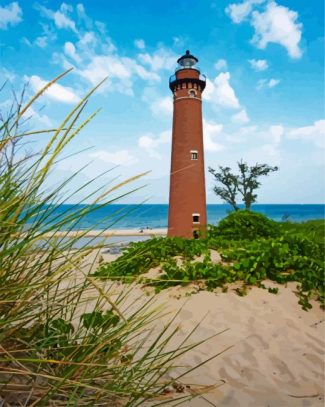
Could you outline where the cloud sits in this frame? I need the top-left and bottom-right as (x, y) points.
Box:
(256, 125), (283, 161)
(134, 39), (145, 49)
(90, 149), (138, 166)
(138, 131), (170, 159)
(150, 97), (173, 116)
(64, 41), (81, 63)
(287, 120), (325, 149)
(214, 59), (227, 71)
(225, 0), (265, 24)
(34, 3), (168, 97)
(76, 55), (159, 95)
(269, 124), (284, 144)
(257, 78), (280, 89)
(248, 58), (268, 71)
(76, 3), (85, 15)
(23, 106), (53, 128)
(251, 2), (302, 59)
(138, 48), (177, 71)
(203, 120), (224, 152)
(232, 109), (250, 123)
(226, 1), (302, 59)
(22, 23), (57, 48)
(26, 75), (80, 104)
(142, 88), (173, 117)
(204, 72), (240, 109)
(36, 3), (77, 33)
(0, 1), (22, 29)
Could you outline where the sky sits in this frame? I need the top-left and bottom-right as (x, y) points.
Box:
(0, 0), (324, 204)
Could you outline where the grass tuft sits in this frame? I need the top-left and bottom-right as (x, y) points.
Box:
(0, 74), (218, 406)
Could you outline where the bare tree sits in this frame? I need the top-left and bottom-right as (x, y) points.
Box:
(208, 166), (240, 211)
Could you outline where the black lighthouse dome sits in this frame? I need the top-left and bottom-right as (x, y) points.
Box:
(177, 50), (198, 68)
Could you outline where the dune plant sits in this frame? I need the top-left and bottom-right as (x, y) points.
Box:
(0, 73), (219, 406)
(96, 213), (324, 310)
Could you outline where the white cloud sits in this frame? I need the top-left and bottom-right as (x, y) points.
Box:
(76, 55), (159, 95)
(36, 3), (77, 33)
(251, 1), (302, 59)
(142, 87), (172, 118)
(90, 149), (138, 166)
(78, 31), (97, 48)
(268, 78), (280, 87)
(138, 131), (170, 159)
(26, 24), (57, 48)
(203, 120), (225, 152)
(225, 0), (265, 24)
(132, 64), (160, 82)
(64, 41), (81, 63)
(138, 48), (177, 71)
(214, 59), (227, 71)
(76, 55), (132, 94)
(0, 1), (22, 29)
(287, 120), (325, 149)
(232, 109), (250, 123)
(269, 125), (284, 144)
(54, 10), (77, 32)
(248, 58), (268, 71)
(26, 75), (80, 104)
(256, 125), (283, 163)
(204, 72), (240, 109)
(23, 106), (53, 128)
(35, 36), (48, 48)
(226, 1), (302, 59)
(76, 3), (85, 15)
(134, 39), (145, 49)
(150, 97), (173, 117)
(257, 78), (280, 89)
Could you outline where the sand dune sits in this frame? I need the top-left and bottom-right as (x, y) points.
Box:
(48, 228), (167, 238)
(73, 251), (325, 406)
(155, 282), (324, 406)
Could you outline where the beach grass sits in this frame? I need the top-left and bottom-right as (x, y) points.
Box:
(0, 74), (216, 406)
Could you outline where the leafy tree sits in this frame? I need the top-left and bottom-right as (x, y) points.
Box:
(208, 160), (278, 210)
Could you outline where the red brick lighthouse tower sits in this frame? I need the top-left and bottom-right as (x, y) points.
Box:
(168, 50), (207, 238)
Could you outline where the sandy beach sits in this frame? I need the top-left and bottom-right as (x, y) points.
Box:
(73, 250), (325, 407)
(47, 228), (167, 238)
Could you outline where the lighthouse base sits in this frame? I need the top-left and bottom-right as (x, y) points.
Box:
(167, 225), (207, 239)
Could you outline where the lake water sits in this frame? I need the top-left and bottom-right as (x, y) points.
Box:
(33, 204), (325, 230)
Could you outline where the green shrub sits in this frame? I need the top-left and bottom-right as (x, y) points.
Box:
(96, 214), (324, 311)
(280, 219), (325, 247)
(210, 210), (280, 240)
(96, 236), (208, 278)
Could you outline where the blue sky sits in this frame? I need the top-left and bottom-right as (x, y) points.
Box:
(0, 0), (324, 204)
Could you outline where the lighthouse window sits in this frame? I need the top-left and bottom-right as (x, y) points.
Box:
(192, 214), (200, 224)
(188, 89), (196, 97)
(190, 150), (198, 160)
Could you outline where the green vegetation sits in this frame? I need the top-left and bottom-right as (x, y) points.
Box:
(280, 219), (325, 246)
(210, 210), (280, 239)
(0, 74), (210, 405)
(96, 212), (325, 311)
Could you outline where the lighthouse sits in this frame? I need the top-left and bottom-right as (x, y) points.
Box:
(168, 50), (207, 239)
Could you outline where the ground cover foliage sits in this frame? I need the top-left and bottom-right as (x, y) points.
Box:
(96, 211), (325, 311)
(0, 74), (216, 406)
